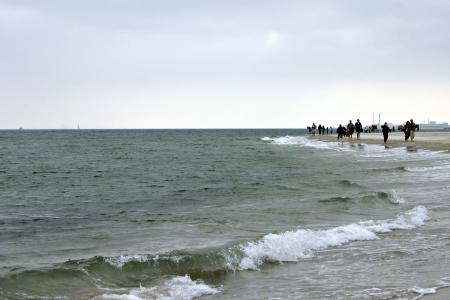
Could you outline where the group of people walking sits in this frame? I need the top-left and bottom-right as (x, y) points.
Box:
(310, 118), (417, 144)
(336, 119), (363, 141)
(381, 118), (417, 143)
(403, 119), (417, 141)
(308, 123), (333, 136)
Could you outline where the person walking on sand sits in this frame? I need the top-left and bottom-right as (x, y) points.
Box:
(409, 119), (416, 141)
(381, 122), (391, 143)
(347, 120), (355, 139)
(355, 119), (363, 140)
(311, 123), (317, 136)
(403, 121), (411, 141)
(337, 124), (344, 141)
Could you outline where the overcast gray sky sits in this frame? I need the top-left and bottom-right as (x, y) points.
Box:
(1, 0), (449, 129)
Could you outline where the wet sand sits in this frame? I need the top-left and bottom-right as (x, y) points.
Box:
(313, 131), (450, 152)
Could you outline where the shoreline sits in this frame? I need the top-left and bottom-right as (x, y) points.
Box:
(311, 131), (450, 152)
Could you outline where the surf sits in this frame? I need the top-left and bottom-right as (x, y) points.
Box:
(0, 206), (430, 299)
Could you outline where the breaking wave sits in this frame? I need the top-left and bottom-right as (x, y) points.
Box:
(319, 190), (405, 205)
(337, 179), (365, 189)
(93, 275), (220, 300)
(0, 207), (429, 299)
(261, 135), (308, 145)
(237, 206), (428, 270)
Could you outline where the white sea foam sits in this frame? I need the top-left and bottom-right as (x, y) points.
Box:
(93, 275), (219, 300)
(406, 163), (450, 172)
(409, 287), (437, 295)
(262, 135), (348, 152)
(263, 135), (389, 155)
(104, 255), (186, 269)
(438, 277), (450, 286)
(261, 135), (308, 145)
(263, 135), (449, 161)
(389, 189), (405, 204)
(104, 255), (150, 268)
(408, 277), (450, 299)
(237, 206), (429, 270)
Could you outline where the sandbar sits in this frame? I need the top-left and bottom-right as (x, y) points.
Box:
(311, 131), (450, 152)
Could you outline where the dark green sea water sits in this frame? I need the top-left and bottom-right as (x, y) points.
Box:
(1, 130), (449, 299)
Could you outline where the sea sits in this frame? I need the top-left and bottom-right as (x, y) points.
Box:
(1, 129), (449, 300)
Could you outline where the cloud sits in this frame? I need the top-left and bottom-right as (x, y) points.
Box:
(264, 30), (281, 48)
(1, 0), (450, 128)
(0, 2), (36, 25)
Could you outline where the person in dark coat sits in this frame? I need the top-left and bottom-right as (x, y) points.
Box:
(355, 119), (363, 140)
(337, 124), (344, 141)
(381, 122), (391, 143)
(403, 121), (411, 141)
(409, 119), (416, 141)
(347, 120), (355, 139)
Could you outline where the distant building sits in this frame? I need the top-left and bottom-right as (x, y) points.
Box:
(419, 121), (449, 130)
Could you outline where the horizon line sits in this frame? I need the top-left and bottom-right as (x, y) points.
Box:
(2, 127), (308, 131)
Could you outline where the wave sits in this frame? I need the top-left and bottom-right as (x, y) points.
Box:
(389, 189), (405, 204)
(93, 275), (220, 300)
(85, 207), (429, 273)
(406, 163), (450, 173)
(261, 135), (308, 145)
(0, 207), (429, 299)
(273, 184), (300, 191)
(238, 206), (428, 270)
(365, 166), (407, 173)
(319, 196), (353, 203)
(337, 179), (365, 188)
(319, 190), (404, 205)
(0, 253), (227, 299)
(261, 135), (397, 156)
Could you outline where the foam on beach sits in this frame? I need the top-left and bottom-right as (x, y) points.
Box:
(262, 135), (351, 152)
(408, 277), (450, 300)
(261, 135), (308, 145)
(262, 135), (449, 161)
(93, 275), (220, 300)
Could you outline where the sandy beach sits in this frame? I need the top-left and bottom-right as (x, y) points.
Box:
(312, 131), (450, 152)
